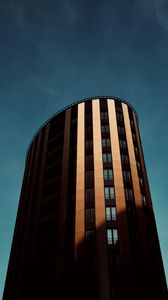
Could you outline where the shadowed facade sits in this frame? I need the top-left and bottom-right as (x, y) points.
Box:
(3, 97), (168, 300)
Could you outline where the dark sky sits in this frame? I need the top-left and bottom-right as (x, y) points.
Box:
(0, 0), (168, 297)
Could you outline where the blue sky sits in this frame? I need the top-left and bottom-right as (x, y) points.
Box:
(0, 0), (168, 297)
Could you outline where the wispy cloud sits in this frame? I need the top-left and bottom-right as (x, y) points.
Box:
(133, 0), (168, 31)
(155, 0), (168, 31)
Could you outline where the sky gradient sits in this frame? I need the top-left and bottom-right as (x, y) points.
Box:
(0, 0), (168, 298)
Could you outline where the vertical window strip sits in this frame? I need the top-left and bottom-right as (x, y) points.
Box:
(112, 207), (117, 220)
(123, 170), (131, 182)
(107, 229), (118, 245)
(102, 138), (111, 148)
(85, 188), (94, 202)
(102, 153), (112, 163)
(125, 188), (133, 201)
(101, 125), (110, 133)
(104, 187), (115, 200)
(86, 208), (95, 223)
(106, 207), (111, 221)
(116, 111), (123, 122)
(107, 229), (113, 245)
(113, 229), (118, 244)
(106, 207), (117, 221)
(103, 169), (113, 181)
(101, 111), (108, 120)
(75, 102), (85, 257)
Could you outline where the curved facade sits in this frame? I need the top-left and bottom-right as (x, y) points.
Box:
(3, 97), (167, 300)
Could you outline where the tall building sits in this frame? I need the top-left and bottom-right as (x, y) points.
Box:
(3, 97), (167, 300)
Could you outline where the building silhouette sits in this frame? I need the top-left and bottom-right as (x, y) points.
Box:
(3, 97), (168, 300)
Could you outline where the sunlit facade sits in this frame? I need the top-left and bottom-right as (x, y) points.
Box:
(3, 97), (167, 300)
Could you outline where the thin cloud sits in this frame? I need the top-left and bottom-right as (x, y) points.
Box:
(155, 0), (168, 31)
(133, 0), (168, 31)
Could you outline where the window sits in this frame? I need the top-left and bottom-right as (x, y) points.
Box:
(134, 147), (138, 156)
(85, 154), (93, 167)
(132, 133), (136, 142)
(113, 229), (118, 244)
(107, 229), (118, 245)
(85, 170), (94, 185)
(86, 208), (95, 223)
(118, 126), (125, 135)
(105, 187), (115, 200)
(139, 177), (143, 187)
(107, 229), (113, 244)
(86, 230), (96, 247)
(104, 169), (113, 181)
(85, 188), (94, 202)
(142, 195), (146, 206)
(125, 188), (133, 201)
(86, 140), (93, 150)
(102, 139), (110, 148)
(103, 153), (112, 163)
(106, 206), (117, 221)
(101, 111), (108, 120)
(137, 161), (141, 170)
(121, 154), (129, 164)
(85, 113), (92, 125)
(130, 119), (134, 128)
(101, 125), (109, 133)
(127, 208), (136, 222)
(86, 230), (95, 241)
(85, 126), (92, 136)
(116, 107), (122, 113)
(123, 170), (131, 182)
(119, 139), (127, 149)
(116, 112), (123, 122)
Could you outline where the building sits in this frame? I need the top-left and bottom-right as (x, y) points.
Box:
(3, 97), (168, 300)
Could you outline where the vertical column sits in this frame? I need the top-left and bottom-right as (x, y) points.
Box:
(133, 112), (168, 298)
(3, 141), (36, 300)
(122, 104), (144, 209)
(31, 124), (50, 246)
(107, 99), (134, 297)
(57, 108), (71, 275)
(122, 103), (153, 292)
(75, 103), (85, 260)
(132, 112), (152, 209)
(27, 124), (50, 298)
(92, 99), (110, 300)
(16, 133), (42, 299)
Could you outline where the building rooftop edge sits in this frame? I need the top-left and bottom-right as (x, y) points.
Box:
(26, 96), (139, 160)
